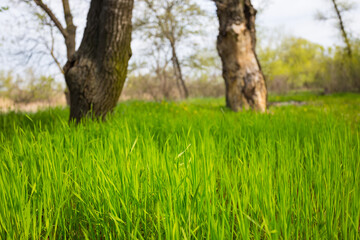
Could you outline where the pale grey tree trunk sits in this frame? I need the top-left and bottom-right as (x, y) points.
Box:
(214, 0), (267, 112)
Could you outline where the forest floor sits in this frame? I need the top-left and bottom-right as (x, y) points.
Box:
(0, 92), (359, 239)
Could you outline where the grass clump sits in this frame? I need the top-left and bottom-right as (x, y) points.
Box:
(0, 93), (359, 239)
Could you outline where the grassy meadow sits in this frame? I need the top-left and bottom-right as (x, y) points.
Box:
(0, 93), (359, 239)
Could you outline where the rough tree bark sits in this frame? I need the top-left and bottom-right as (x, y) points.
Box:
(214, 0), (267, 112)
(64, 0), (134, 122)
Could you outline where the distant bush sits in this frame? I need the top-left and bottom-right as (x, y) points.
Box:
(258, 36), (360, 94)
(125, 36), (360, 99)
(0, 70), (63, 103)
(315, 40), (360, 93)
(122, 71), (224, 101)
(187, 74), (224, 98)
(258, 37), (326, 94)
(122, 72), (180, 101)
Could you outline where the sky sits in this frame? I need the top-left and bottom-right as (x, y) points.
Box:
(0, 0), (359, 80)
(199, 0), (360, 47)
(253, 0), (360, 47)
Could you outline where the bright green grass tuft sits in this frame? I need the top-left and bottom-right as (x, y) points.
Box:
(0, 93), (359, 239)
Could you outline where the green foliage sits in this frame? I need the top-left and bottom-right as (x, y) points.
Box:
(258, 37), (326, 90)
(278, 38), (325, 86)
(0, 70), (63, 103)
(258, 35), (360, 93)
(0, 6), (9, 12)
(0, 94), (359, 239)
(316, 39), (360, 92)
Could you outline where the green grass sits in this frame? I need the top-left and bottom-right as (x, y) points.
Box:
(0, 93), (359, 239)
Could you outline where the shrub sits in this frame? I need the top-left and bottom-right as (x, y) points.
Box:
(122, 71), (224, 101)
(0, 70), (63, 103)
(315, 41), (360, 93)
(258, 36), (360, 94)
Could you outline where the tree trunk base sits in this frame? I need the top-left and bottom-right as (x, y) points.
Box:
(63, 0), (134, 122)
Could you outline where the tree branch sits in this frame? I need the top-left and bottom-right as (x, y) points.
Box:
(45, 25), (65, 75)
(62, 0), (74, 29)
(331, 0), (352, 57)
(33, 0), (68, 39)
(61, 0), (76, 58)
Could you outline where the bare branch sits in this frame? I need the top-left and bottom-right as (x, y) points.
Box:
(62, 0), (74, 28)
(331, 0), (352, 57)
(61, 0), (76, 58)
(33, 0), (68, 39)
(45, 25), (65, 74)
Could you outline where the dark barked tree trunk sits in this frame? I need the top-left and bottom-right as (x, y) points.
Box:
(64, 0), (134, 122)
(214, 0), (267, 112)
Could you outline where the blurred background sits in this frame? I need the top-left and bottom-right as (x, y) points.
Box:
(0, 0), (359, 110)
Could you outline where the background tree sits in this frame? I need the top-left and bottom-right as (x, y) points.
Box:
(124, 46), (224, 101)
(214, 0), (267, 112)
(134, 0), (207, 99)
(125, 41), (175, 101)
(316, 0), (356, 57)
(315, 0), (359, 92)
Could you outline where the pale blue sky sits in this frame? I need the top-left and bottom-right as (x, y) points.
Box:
(254, 0), (360, 47)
